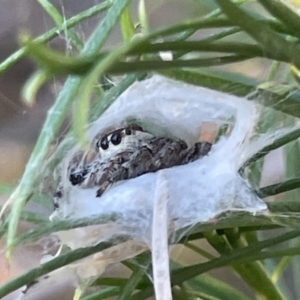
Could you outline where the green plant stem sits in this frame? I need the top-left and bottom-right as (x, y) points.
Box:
(130, 41), (280, 60)
(120, 5), (135, 42)
(225, 228), (284, 300)
(247, 128), (300, 165)
(206, 229), (282, 300)
(259, 177), (300, 198)
(257, 0), (300, 40)
(92, 277), (129, 287)
(237, 247), (300, 265)
(81, 287), (120, 300)
(109, 55), (251, 73)
(267, 61), (281, 81)
(37, 0), (65, 25)
(37, 0), (83, 50)
(117, 265), (148, 300)
(171, 0), (244, 41)
(271, 256), (292, 283)
(185, 242), (216, 260)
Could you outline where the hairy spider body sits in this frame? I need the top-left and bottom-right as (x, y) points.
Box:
(54, 126), (212, 206)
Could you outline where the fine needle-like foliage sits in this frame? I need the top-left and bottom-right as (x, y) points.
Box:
(2, 1), (300, 299)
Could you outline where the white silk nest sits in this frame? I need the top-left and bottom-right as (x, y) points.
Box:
(50, 75), (270, 251)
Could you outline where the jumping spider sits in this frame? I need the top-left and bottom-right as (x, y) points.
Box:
(54, 125), (212, 207)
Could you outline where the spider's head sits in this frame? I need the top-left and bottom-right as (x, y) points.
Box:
(96, 126), (153, 158)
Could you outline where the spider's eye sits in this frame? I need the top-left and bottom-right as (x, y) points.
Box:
(111, 131), (122, 145)
(99, 136), (109, 150)
(125, 128), (131, 135)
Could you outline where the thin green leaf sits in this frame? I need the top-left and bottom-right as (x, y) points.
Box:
(198, 27), (241, 43)
(92, 277), (128, 287)
(225, 228), (284, 300)
(117, 265), (148, 300)
(257, 0), (300, 40)
(259, 177), (300, 198)
(110, 55), (252, 72)
(21, 70), (50, 106)
(186, 273), (252, 300)
(37, 0), (83, 50)
(18, 211), (49, 224)
(23, 39), (96, 74)
(248, 107), (277, 188)
(285, 140), (300, 182)
(284, 123), (300, 299)
(138, 0), (149, 33)
(268, 61), (281, 81)
(0, 209), (48, 241)
(246, 127), (300, 165)
(72, 83), (92, 147)
(81, 287), (120, 300)
(121, 5), (135, 42)
(271, 256), (293, 283)
(130, 41), (280, 61)
(37, 0), (65, 25)
(185, 242), (215, 260)
(179, 290), (222, 300)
